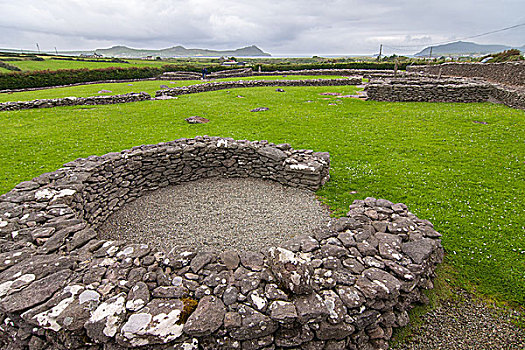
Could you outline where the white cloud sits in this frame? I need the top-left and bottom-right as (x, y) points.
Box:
(0, 0), (523, 55)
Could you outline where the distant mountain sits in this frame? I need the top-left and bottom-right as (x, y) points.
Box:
(85, 45), (271, 58)
(414, 41), (523, 57)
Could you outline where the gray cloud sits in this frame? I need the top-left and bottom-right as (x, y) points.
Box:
(0, 0), (523, 55)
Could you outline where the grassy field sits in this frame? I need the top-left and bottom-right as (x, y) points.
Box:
(0, 75), (348, 102)
(7, 58), (168, 71)
(1, 85), (524, 309)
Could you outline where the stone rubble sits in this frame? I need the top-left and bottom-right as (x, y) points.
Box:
(0, 137), (443, 349)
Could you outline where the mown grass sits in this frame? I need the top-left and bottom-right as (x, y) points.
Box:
(0, 75), (347, 102)
(8, 58), (168, 72)
(1, 86), (524, 308)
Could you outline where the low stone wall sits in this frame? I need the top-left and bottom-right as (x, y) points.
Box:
(0, 92), (152, 112)
(158, 71), (203, 80)
(209, 68), (254, 79)
(365, 77), (525, 109)
(155, 78), (362, 97)
(407, 62), (525, 87)
(0, 78), (363, 112)
(0, 137), (443, 350)
(365, 78), (492, 103)
(159, 68), (254, 81)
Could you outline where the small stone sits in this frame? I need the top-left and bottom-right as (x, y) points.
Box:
(185, 116), (210, 124)
(274, 324), (314, 347)
(151, 285), (188, 298)
(220, 250), (240, 270)
(337, 286), (364, 309)
(239, 251), (265, 271)
(316, 321), (355, 340)
(126, 282), (150, 311)
(183, 296), (226, 337)
(250, 107), (269, 112)
(269, 300), (297, 323)
(294, 292), (329, 323)
(229, 305), (278, 340)
(223, 286), (239, 305)
(402, 238), (436, 264)
(190, 252), (214, 273)
(85, 293), (126, 343)
(119, 298), (185, 346)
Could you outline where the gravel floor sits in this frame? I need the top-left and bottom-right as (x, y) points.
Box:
(392, 291), (525, 350)
(97, 177), (332, 253)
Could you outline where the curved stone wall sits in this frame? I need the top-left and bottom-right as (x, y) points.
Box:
(155, 78), (362, 98)
(0, 137), (443, 350)
(0, 78), (363, 112)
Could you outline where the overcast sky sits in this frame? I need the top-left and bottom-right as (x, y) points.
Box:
(0, 0), (524, 56)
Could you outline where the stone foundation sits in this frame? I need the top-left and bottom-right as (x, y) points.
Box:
(0, 137), (443, 349)
(155, 78), (362, 98)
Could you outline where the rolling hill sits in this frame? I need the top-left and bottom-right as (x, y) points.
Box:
(415, 41), (524, 57)
(89, 45), (271, 58)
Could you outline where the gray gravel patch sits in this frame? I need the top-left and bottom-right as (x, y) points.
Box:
(97, 177), (332, 253)
(392, 291), (525, 350)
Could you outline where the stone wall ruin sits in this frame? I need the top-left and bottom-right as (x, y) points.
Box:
(0, 137), (443, 350)
(0, 78), (362, 112)
(406, 61), (525, 87)
(365, 76), (525, 110)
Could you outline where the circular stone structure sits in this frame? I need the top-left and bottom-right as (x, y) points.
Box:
(0, 137), (443, 350)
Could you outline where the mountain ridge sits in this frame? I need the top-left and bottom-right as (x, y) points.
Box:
(415, 41), (524, 56)
(90, 45), (271, 58)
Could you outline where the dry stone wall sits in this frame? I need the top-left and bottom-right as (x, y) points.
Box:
(155, 78), (362, 98)
(407, 61), (525, 87)
(365, 78), (493, 103)
(365, 77), (525, 109)
(0, 78), (362, 112)
(0, 137), (443, 350)
(0, 92), (152, 112)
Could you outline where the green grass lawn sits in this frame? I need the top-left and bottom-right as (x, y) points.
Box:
(1, 86), (524, 308)
(0, 75), (347, 102)
(8, 58), (168, 71)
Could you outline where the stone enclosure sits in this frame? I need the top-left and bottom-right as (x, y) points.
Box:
(0, 137), (443, 349)
(367, 61), (525, 110)
(0, 78), (362, 112)
(365, 76), (525, 110)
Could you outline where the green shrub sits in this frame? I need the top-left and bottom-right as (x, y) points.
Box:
(0, 66), (164, 90)
(483, 49), (524, 63)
